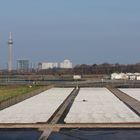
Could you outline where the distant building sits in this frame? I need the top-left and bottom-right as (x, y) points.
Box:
(111, 72), (140, 80)
(38, 62), (58, 70)
(111, 73), (128, 80)
(17, 60), (29, 71)
(60, 59), (72, 69)
(38, 59), (72, 70)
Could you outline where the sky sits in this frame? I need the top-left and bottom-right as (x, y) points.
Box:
(0, 0), (140, 68)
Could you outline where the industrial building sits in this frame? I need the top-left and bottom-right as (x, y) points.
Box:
(60, 59), (72, 69)
(38, 62), (58, 70)
(38, 59), (72, 70)
(111, 72), (140, 80)
(17, 60), (29, 71)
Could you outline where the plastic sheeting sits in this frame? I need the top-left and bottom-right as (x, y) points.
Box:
(0, 88), (73, 123)
(120, 88), (140, 101)
(65, 88), (140, 123)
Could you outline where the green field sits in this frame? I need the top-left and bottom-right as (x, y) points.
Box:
(0, 85), (42, 102)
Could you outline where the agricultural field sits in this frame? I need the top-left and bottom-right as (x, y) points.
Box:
(0, 85), (42, 102)
(0, 88), (73, 123)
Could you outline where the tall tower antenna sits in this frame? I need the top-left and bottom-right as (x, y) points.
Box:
(8, 32), (13, 72)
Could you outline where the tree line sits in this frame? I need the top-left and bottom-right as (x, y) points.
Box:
(1, 63), (140, 75)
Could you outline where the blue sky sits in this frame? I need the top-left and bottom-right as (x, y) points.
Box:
(0, 0), (140, 68)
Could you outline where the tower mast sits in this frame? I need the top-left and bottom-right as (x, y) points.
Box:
(8, 32), (13, 72)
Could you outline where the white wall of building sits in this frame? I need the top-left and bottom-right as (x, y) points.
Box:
(111, 73), (128, 80)
(111, 72), (140, 80)
(137, 76), (140, 80)
(38, 59), (72, 69)
(60, 59), (72, 69)
(41, 62), (58, 69)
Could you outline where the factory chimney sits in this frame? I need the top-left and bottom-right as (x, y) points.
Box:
(8, 32), (13, 72)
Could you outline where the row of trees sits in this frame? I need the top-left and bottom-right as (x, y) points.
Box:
(73, 63), (140, 75)
(1, 63), (140, 75)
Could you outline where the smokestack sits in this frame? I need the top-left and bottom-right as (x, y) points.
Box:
(8, 32), (13, 72)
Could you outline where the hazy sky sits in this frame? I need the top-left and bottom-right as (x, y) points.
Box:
(0, 0), (140, 68)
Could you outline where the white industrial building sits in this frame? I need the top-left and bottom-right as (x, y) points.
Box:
(111, 73), (140, 80)
(60, 59), (72, 69)
(111, 73), (128, 80)
(38, 59), (73, 70)
(38, 62), (58, 70)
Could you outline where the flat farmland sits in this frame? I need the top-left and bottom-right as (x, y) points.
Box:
(0, 85), (42, 102)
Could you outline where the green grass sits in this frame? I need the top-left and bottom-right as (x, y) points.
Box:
(0, 85), (42, 102)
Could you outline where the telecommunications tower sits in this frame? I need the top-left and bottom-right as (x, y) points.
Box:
(8, 32), (13, 72)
